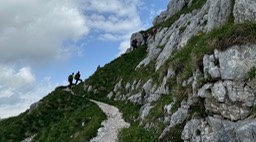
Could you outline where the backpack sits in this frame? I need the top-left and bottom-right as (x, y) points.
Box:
(75, 73), (80, 79)
(68, 75), (73, 81)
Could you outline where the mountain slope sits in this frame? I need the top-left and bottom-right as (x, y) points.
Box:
(84, 0), (256, 141)
(2, 0), (256, 141)
(0, 86), (106, 142)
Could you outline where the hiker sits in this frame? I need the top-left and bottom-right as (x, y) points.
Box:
(68, 73), (74, 89)
(142, 32), (149, 44)
(131, 39), (138, 49)
(97, 65), (101, 71)
(75, 71), (83, 85)
(152, 27), (157, 40)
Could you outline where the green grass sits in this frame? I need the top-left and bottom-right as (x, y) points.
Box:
(85, 45), (148, 94)
(159, 121), (187, 142)
(118, 123), (158, 142)
(247, 67), (256, 80)
(142, 94), (173, 134)
(0, 87), (106, 142)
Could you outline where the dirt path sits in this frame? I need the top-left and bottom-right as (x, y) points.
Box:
(90, 100), (130, 142)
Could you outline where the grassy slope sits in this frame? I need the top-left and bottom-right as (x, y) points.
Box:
(2, 0), (256, 141)
(0, 87), (106, 142)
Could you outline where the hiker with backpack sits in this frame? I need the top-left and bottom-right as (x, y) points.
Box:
(142, 32), (149, 44)
(75, 71), (83, 85)
(131, 39), (138, 49)
(152, 27), (157, 40)
(68, 73), (74, 89)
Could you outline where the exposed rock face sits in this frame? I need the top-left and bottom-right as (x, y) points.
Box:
(182, 117), (256, 142)
(126, 32), (144, 53)
(153, 0), (193, 26)
(204, 44), (256, 80)
(84, 0), (256, 141)
(234, 0), (256, 23)
(21, 135), (36, 142)
(28, 102), (41, 114)
(138, 0), (231, 70)
(197, 81), (254, 121)
(159, 100), (190, 140)
(218, 45), (256, 80)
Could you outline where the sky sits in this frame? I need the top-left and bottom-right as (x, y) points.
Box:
(0, 0), (170, 119)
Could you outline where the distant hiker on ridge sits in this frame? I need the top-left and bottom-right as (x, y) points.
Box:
(152, 27), (157, 40)
(131, 39), (138, 49)
(97, 65), (101, 72)
(75, 71), (83, 85)
(142, 32), (149, 44)
(68, 73), (74, 89)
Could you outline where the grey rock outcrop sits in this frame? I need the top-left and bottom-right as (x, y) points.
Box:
(84, 0), (256, 141)
(203, 54), (220, 79)
(203, 44), (256, 80)
(28, 102), (41, 114)
(138, 0), (231, 70)
(21, 135), (36, 142)
(234, 0), (256, 23)
(126, 32), (143, 53)
(182, 117), (256, 142)
(159, 100), (190, 140)
(197, 80), (254, 121)
(153, 0), (193, 26)
(218, 45), (256, 80)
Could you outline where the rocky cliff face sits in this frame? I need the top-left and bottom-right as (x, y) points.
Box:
(85, 0), (256, 141)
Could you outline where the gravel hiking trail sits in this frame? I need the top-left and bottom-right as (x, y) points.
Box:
(90, 100), (130, 142)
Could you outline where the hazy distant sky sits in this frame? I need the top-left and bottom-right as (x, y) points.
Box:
(0, 0), (170, 118)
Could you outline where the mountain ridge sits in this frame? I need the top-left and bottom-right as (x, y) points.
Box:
(2, 0), (256, 141)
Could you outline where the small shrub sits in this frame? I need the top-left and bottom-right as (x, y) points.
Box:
(247, 66), (256, 80)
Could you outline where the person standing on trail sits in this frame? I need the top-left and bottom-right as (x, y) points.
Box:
(97, 65), (101, 72)
(68, 73), (74, 89)
(75, 71), (83, 85)
(152, 27), (157, 40)
(131, 39), (138, 49)
(142, 32), (149, 44)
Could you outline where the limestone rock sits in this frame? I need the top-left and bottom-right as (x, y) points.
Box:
(114, 79), (122, 93)
(128, 92), (142, 105)
(182, 117), (256, 142)
(203, 54), (220, 79)
(107, 91), (114, 99)
(153, 0), (231, 70)
(159, 100), (189, 140)
(29, 102), (41, 114)
(234, 0), (256, 23)
(211, 81), (226, 102)
(218, 45), (256, 80)
(153, 0), (193, 26)
(140, 103), (154, 120)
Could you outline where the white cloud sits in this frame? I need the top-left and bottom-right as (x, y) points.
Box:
(118, 40), (131, 55)
(99, 33), (119, 41)
(0, 0), (88, 64)
(0, 65), (56, 118)
(0, 0), (88, 118)
(0, 65), (35, 93)
(80, 0), (143, 54)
